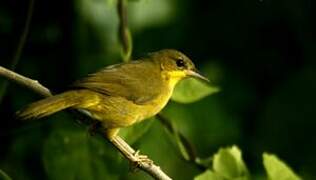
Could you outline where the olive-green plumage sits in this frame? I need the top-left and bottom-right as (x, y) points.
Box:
(16, 49), (207, 139)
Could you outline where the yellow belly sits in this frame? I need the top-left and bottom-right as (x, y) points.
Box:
(136, 76), (176, 122)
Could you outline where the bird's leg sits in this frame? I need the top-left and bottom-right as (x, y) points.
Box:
(106, 129), (153, 167)
(106, 128), (136, 161)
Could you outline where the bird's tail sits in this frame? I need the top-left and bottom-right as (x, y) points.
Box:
(16, 90), (85, 120)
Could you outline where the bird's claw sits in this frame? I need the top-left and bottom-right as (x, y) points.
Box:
(134, 150), (153, 164)
(129, 150), (153, 171)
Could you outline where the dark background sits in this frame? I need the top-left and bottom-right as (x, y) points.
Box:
(0, 0), (315, 179)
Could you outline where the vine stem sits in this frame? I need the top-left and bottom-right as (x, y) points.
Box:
(0, 0), (35, 102)
(157, 114), (210, 171)
(0, 66), (172, 180)
(117, 0), (132, 62)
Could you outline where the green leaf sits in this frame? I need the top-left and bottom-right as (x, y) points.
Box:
(0, 169), (12, 180)
(213, 146), (249, 179)
(171, 78), (220, 103)
(194, 170), (224, 180)
(263, 153), (301, 180)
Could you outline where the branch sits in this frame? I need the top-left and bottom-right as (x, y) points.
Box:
(0, 66), (51, 97)
(0, 66), (172, 180)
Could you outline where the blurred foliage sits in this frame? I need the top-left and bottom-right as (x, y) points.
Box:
(263, 153), (301, 180)
(194, 146), (249, 180)
(212, 146), (249, 179)
(1, 0), (316, 179)
(194, 146), (300, 180)
(42, 118), (120, 180)
(171, 78), (220, 104)
(0, 169), (12, 180)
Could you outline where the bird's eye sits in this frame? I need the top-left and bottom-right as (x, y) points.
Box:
(176, 59), (185, 68)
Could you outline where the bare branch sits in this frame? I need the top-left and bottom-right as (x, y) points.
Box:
(0, 66), (172, 180)
(0, 66), (51, 97)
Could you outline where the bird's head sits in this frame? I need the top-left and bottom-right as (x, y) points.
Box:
(149, 49), (208, 86)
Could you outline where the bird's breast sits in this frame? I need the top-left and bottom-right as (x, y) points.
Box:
(136, 79), (176, 122)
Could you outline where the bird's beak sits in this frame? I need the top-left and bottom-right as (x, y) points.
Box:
(186, 69), (209, 82)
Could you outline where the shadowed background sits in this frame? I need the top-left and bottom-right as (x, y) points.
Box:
(0, 0), (315, 179)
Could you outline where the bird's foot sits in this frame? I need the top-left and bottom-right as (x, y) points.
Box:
(134, 150), (153, 164)
(129, 150), (153, 171)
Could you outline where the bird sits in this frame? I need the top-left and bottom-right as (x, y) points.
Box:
(16, 49), (208, 141)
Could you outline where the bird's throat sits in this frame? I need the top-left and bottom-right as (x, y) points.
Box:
(162, 71), (186, 89)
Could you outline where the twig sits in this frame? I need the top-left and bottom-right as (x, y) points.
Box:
(0, 66), (172, 180)
(0, 0), (35, 102)
(117, 0), (132, 62)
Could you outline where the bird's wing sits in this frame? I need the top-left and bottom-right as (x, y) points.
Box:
(72, 60), (164, 105)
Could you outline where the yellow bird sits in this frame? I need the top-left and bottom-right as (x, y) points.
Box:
(16, 49), (208, 140)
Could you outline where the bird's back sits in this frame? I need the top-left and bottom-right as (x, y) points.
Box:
(72, 59), (166, 105)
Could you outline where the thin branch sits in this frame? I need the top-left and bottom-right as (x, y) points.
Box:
(0, 66), (51, 97)
(0, 66), (172, 180)
(0, 0), (35, 102)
